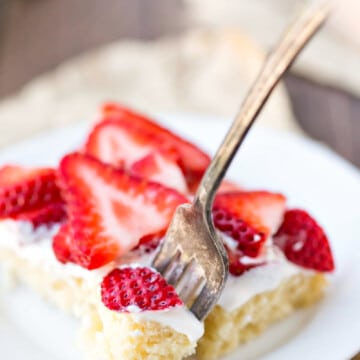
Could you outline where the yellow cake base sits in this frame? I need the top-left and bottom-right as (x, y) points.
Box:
(197, 273), (326, 360)
(0, 247), (327, 360)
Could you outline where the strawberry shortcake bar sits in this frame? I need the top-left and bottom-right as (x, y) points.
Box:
(0, 104), (334, 360)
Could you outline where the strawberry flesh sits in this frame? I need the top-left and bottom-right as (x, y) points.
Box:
(13, 202), (66, 228)
(132, 233), (164, 253)
(58, 153), (188, 269)
(101, 267), (183, 312)
(0, 165), (62, 217)
(273, 209), (335, 272)
(213, 191), (286, 276)
(96, 102), (211, 192)
(52, 223), (74, 264)
(214, 191), (287, 237)
(130, 151), (188, 193)
(85, 120), (170, 167)
(213, 206), (266, 258)
(225, 245), (265, 276)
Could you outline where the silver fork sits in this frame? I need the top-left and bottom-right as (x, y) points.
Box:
(152, 1), (331, 321)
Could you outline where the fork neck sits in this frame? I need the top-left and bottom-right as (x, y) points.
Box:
(193, 1), (331, 214)
(193, 116), (251, 215)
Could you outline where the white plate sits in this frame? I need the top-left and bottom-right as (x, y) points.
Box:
(0, 114), (360, 360)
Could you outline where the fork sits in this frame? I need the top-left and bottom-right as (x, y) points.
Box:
(152, 1), (331, 321)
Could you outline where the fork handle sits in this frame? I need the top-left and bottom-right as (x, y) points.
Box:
(194, 1), (331, 211)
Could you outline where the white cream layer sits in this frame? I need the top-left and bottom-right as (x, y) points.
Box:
(0, 220), (309, 341)
(219, 234), (312, 311)
(219, 261), (303, 311)
(127, 305), (203, 342)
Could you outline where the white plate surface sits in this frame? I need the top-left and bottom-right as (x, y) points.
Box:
(0, 114), (360, 360)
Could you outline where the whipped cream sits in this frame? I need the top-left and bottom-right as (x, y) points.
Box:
(0, 220), (103, 283)
(219, 261), (303, 311)
(219, 233), (310, 310)
(0, 219), (310, 342)
(128, 305), (204, 342)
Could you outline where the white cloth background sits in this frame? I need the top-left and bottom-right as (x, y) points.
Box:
(0, 29), (298, 149)
(186, 0), (360, 96)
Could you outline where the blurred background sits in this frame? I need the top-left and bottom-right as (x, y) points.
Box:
(0, 0), (359, 172)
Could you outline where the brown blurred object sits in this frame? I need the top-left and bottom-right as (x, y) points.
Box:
(285, 74), (360, 170)
(0, 0), (184, 96)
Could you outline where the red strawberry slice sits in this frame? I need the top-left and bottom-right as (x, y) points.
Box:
(13, 202), (66, 228)
(130, 152), (188, 193)
(101, 266), (183, 312)
(214, 191), (287, 238)
(85, 120), (162, 167)
(273, 209), (334, 272)
(58, 153), (188, 269)
(101, 103), (165, 135)
(95, 102), (211, 192)
(0, 165), (62, 217)
(213, 207), (266, 258)
(213, 191), (286, 276)
(133, 233), (164, 254)
(214, 191), (286, 254)
(53, 223), (74, 264)
(225, 245), (265, 276)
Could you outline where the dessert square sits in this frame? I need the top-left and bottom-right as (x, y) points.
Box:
(0, 103), (334, 360)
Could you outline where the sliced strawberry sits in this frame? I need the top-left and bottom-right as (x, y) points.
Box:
(130, 152), (188, 193)
(101, 266), (183, 312)
(273, 209), (334, 272)
(94, 102), (211, 192)
(133, 233), (164, 253)
(214, 191), (287, 238)
(213, 207), (266, 258)
(58, 153), (188, 270)
(213, 191), (286, 276)
(85, 120), (164, 167)
(101, 103), (163, 135)
(225, 245), (265, 276)
(13, 202), (66, 228)
(52, 223), (74, 264)
(0, 165), (62, 217)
